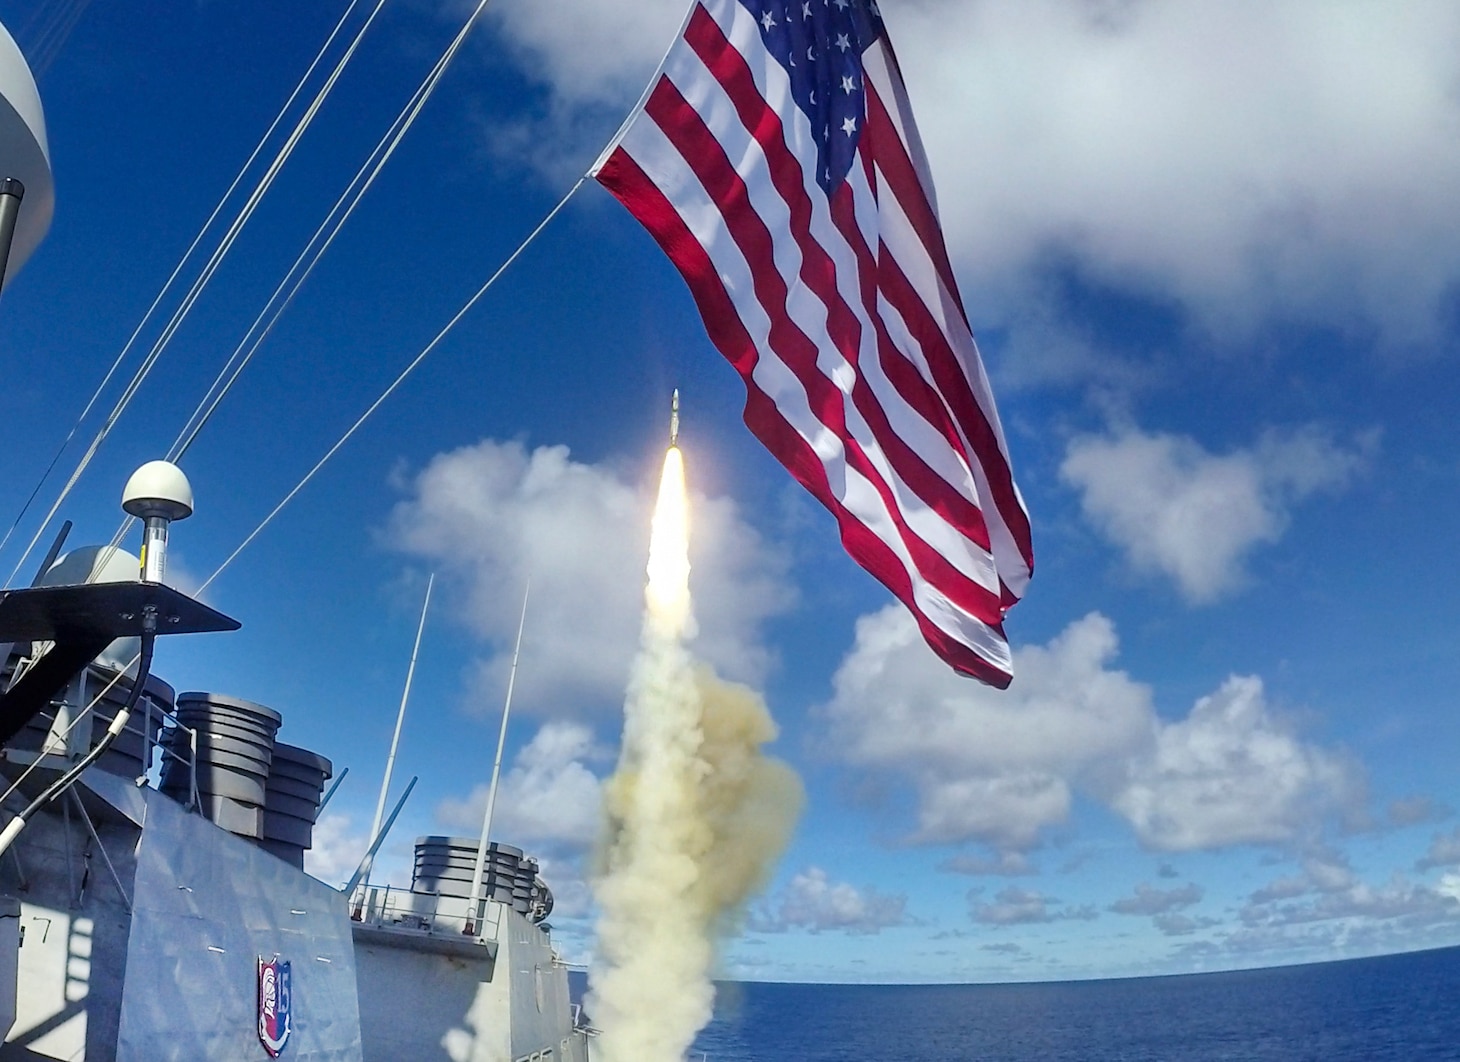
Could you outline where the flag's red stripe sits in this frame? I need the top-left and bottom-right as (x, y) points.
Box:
(595, 144), (1013, 687)
(825, 166), (997, 561)
(862, 62), (971, 334)
(875, 239), (1034, 581)
(865, 80), (1035, 574)
(686, 9), (996, 561)
(645, 76), (1005, 622)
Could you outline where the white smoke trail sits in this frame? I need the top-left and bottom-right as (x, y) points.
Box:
(588, 446), (801, 1062)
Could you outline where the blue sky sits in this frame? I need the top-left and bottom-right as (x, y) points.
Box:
(2, 0), (1460, 984)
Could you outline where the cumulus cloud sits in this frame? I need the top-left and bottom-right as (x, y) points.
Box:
(825, 607), (1152, 848)
(1062, 424), (1371, 602)
(1416, 827), (1460, 873)
(824, 605), (1360, 854)
(897, 1), (1460, 348)
(303, 813), (366, 886)
(970, 886), (1096, 926)
(1109, 882), (1203, 916)
(475, 0), (1460, 353)
(1153, 913), (1220, 937)
(482, 0), (683, 108)
(941, 851), (1036, 877)
(436, 721), (606, 855)
(1113, 676), (1361, 851)
(980, 942), (1025, 955)
(304, 812), (410, 889)
(1388, 796), (1447, 828)
(388, 439), (792, 714)
(749, 867), (908, 935)
(1241, 876), (1460, 930)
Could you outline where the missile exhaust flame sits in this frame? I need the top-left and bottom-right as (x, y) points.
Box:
(588, 434), (801, 1062)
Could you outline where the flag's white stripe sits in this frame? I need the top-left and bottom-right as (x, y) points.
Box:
(860, 38), (944, 235)
(872, 187), (1030, 595)
(660, 47), (1002, 595)
(862, 43), (1033, 591)
(665, 47), (999, 578)
(872, 152), (1015, 472)
(861, 44), (1023, 492)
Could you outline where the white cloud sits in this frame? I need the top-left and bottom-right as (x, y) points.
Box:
(1416, 827), (1460, 873)
(1152, 913), (1220, 937)
(970, 886), (1096, 926)
(436, 721), (606, 855)
(303, 812), (366, 886)
(825, 607), (1152, 848)
(1112, 675), (1361, 851)
(1241, 875), (1460, 929)
(750, 866), (908, 935)
(388, 439), (792, 715)
(824, 605), (1360, 853)
(940, 851), (1036, 877)
(303, 812), (410, 889)
(1062, 425), (1369, 601)
(1109, 882), (1204, 917)
(483, 0), (684, 107)
(476, 0), (1460, 351)
(897, 1), (1460, 348)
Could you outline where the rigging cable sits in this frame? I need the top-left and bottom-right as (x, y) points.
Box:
(16, 0), (92, 81)
(98, 0), (513, 561)
(1, 0), (390, 588)
(199, 174), (588, 595)
(167, 0), (515, 464)
(169, 29), (469, 463)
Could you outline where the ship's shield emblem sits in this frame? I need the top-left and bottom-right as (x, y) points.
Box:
(257, 956), (293, 1057)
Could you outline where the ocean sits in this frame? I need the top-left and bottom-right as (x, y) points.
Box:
(685, 945), (1460, 1061)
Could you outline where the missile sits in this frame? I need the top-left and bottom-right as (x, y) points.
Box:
(670, 388), (680, 447)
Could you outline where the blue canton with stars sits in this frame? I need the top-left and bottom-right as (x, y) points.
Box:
(737, 0), (887, 192)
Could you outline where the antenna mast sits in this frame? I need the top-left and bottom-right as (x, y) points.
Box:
(464, 581), (529, 936)
(357, 573), (433, 899)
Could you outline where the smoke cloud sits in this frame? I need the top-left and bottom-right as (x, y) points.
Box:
(587, 448), (802, 1062)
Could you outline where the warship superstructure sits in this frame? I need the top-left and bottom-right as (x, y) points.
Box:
(0, 620), (591, 1061)
(0, 17), (591, 1062)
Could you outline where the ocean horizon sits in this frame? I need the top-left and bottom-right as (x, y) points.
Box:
(677, 944), (1460, 1060)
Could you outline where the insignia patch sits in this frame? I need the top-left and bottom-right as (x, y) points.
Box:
(257, 956), (293, 1057)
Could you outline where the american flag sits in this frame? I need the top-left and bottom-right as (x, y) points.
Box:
(594, 0), (1033, 687)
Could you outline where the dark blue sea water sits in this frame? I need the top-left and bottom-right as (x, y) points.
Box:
(686, 946), (1460, 1061)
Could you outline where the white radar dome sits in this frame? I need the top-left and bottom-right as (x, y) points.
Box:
(122, 460), (194, 521)
(0, 21), (53, 276)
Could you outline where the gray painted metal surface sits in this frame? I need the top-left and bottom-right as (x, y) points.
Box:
(353, 894), (586, 1062)
(0, 896), (16, 1041)
(0, 767), (363, 1062)
(2, 704), (581, 1062)
(116, 790), (362, 1061)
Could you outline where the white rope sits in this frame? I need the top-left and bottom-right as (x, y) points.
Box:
(92, 0), (508, 565)
(3, 0), (390, 589)
(0, 0), (374, 565)
(169, 38), (460, 463)
(18, 0), (92, 80)
(199, 175), (589, 595)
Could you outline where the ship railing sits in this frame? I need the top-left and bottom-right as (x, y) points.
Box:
(352, 881), (508, 943)
(0, 688), (202, 813)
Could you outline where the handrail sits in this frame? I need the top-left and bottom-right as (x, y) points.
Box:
(351, 883), (512, 942)
(1, 681), (205, 816)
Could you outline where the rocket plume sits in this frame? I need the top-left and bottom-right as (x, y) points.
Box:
(589, 444), (801, 1062)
